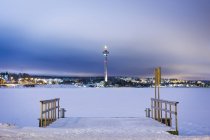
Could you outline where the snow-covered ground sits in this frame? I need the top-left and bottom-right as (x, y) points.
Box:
(1, 117), (210, 140)
(0, 88), (210, 138)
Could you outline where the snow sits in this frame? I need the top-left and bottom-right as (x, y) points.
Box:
(0, 88), (210, 139)
(0, 117), (210, 140)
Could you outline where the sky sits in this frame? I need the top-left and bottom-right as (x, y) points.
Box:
(0, 0), (210, 80)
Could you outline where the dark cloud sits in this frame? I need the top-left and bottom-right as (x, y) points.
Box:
(0, 0), (210, 79)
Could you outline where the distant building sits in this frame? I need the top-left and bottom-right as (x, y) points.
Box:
(1, 72), (9, 83)
(0, 77), (6, 84)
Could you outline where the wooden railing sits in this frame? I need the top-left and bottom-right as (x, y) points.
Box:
(151, 98), (179, 133)
(40, 98), (60, 127)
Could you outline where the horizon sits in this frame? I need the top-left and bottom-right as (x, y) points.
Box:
(0, 0), (210, 80)
(1, 70), (210, 81)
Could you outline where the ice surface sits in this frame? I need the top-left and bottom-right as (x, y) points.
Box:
(0, 88), (210, 136)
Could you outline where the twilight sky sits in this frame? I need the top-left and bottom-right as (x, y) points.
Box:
(0, 0), (210, 79)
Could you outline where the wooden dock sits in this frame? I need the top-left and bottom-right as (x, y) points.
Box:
(151, 98), (179, 135)
(151, 67), (179, 135)
(1, 117), (190, 140)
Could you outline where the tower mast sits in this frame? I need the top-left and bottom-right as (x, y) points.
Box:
(103, 45), (109, 82)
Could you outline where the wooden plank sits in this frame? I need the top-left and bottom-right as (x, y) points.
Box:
(152, 106), (176, 114)
(151, 106), (176, 115)
(42, 106), (59, 114)
(151, 98), (179, 105)
(40, 98), (60, 104)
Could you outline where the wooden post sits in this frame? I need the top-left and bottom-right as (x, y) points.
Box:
(157, 67), (161, 100)
(47, 103), (49, 125)
(54, 101), (56, 120)
(154, 69), (157, 119)
(157, 67), (161, 122)
(160, 102), (162, 123)
(50, 102), (53, 122)
(51, 102), (53, 122)
(53, 101), (56, 120)
(58, 99), (60, 118)
(158, 100), (160, 122)
(54, 100), (56, 119)
(151, 100), (153, 119)
(165, 102), (168, 126)
(53, 100), (55, 120)
(170, 104), (172, 127)
(52, 101), (55, 121)
(154, 67), (161, 121)
(48, 102), (51, 123)
(175, 104), (178, 132)
(40, 102), (43, 127)
(44, 103), (47, 127)
(51, 102), (53, 121)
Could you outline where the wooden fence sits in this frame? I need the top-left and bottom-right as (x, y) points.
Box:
(40, 98), (60, 127)
(151, 98), (179, 133)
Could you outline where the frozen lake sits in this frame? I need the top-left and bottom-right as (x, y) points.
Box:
(0, 88), (210, 136)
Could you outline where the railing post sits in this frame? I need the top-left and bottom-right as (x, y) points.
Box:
(158, 100), (160, 122)
(58, 99), (60, 119)
(165, 102), (168, 126)
(40, 102), (43, 127)
(49, 102), (51, 123)
(151, 99), (153, 119)
(170, 104), (172, 127)
(54, 100), (55, 120)
(160, 102), (162, 123)
(53, 101), (54, 121)
(175, 103), (178, 132)
(44, 103), (47, 127)
(51, 102), (53, 122)
(52, 101), (55, 121)
(47, 103), (49, 125)
(54, 100), (56, 119)
(154, 69), (157, 120)
(157, 67), (161, 121)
